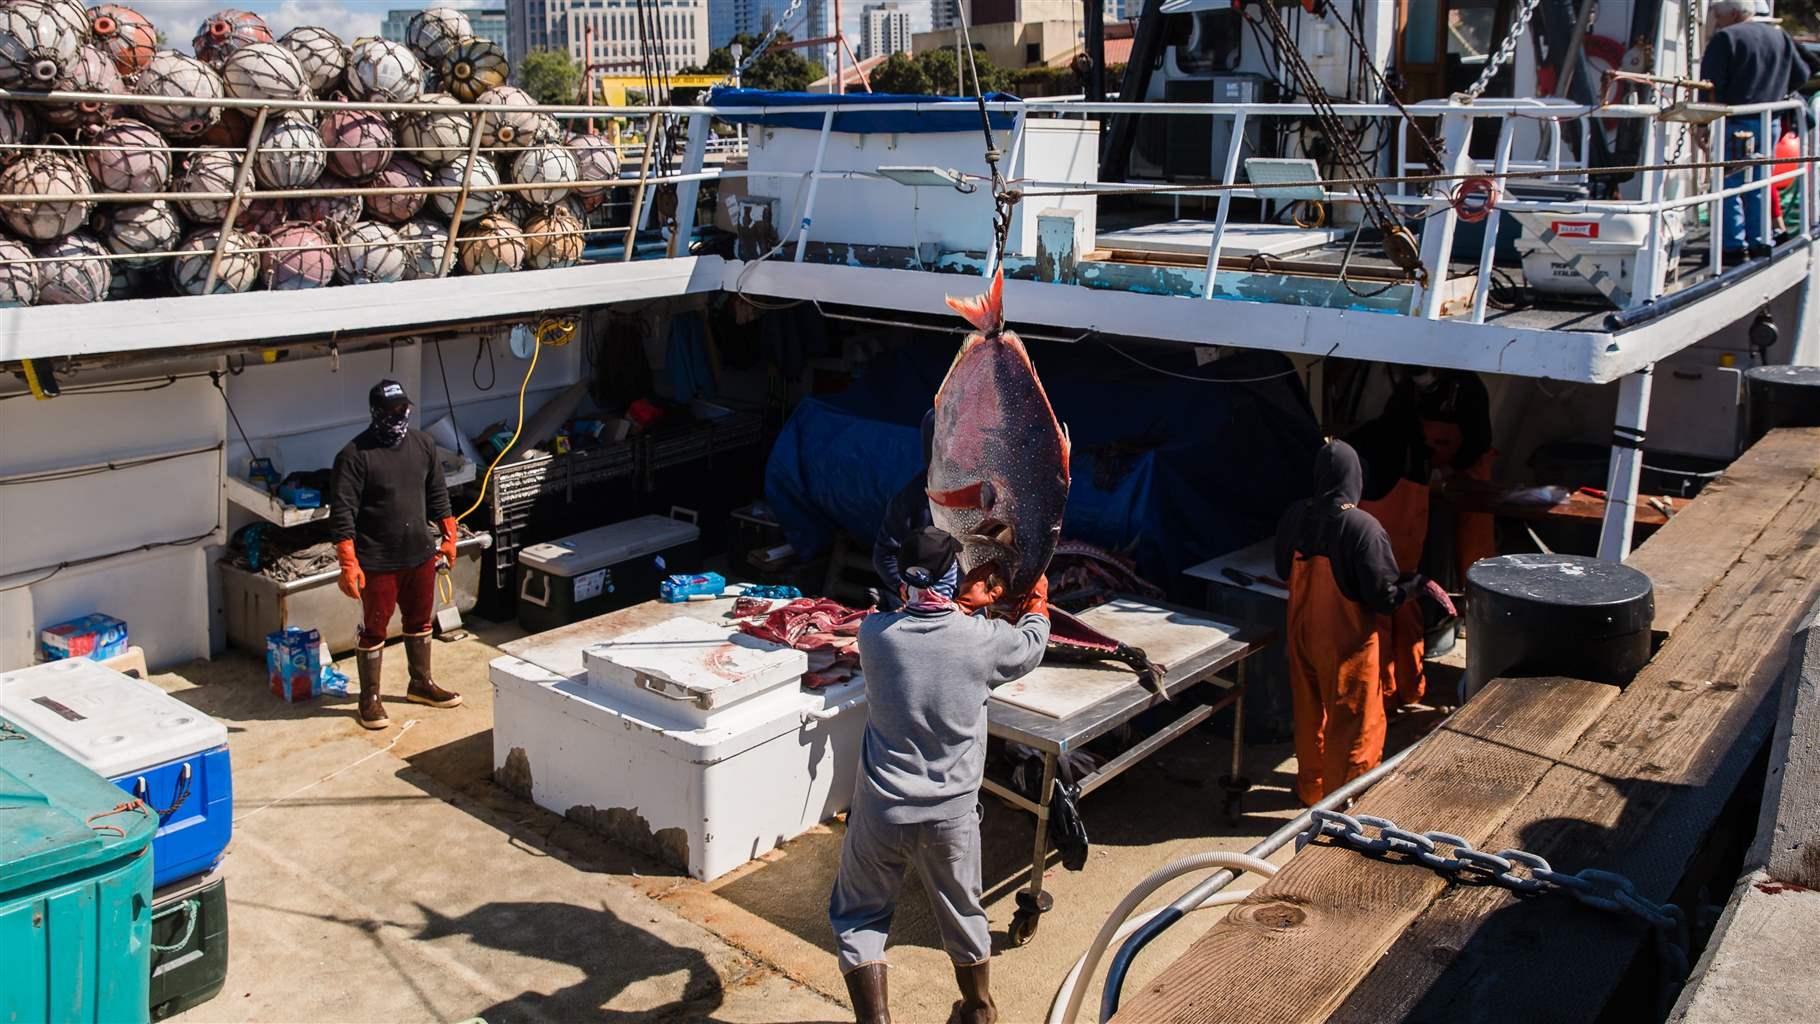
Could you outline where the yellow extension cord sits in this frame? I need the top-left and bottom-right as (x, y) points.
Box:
(452, 316), (576, 525)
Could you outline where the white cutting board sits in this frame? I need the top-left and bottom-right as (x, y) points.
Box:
(583, 617), (807, 711)
(992, 600), (1235, 720)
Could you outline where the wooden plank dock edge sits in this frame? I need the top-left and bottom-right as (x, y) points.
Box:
(1626, 426), (1820, 638)
(1669, 602), (1820, 1023)
(1112, 432), (1820, 1024)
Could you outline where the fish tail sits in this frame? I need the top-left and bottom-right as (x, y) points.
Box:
(944, 268), (1006, 335)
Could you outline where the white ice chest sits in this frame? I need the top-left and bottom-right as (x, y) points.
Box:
(491, 617), (868, 881)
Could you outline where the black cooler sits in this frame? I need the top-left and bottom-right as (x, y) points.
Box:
(515, 514), (702, 632)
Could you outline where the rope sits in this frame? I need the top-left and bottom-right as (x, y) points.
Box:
(453, 316), (575, 523)
(86, 800), (149, 837)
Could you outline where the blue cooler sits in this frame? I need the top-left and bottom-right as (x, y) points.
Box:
(0, 659), (232, 888)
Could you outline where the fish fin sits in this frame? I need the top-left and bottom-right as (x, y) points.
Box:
(928, 481), (987, 509)
(943, 268), (1006, 335)
(1060, 422), (1072, 475)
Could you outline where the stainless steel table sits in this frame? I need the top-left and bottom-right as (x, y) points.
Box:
(983, 599), (1272, 945)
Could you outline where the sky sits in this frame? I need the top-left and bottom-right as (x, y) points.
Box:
(129, 0), (488, 48)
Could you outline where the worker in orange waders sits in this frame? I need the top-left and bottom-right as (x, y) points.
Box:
(330, 380), (463, 731)
(1349, 383), (1433, 711)
(1417, 370), (1497, 585)
(1275, 441), (1456, 805)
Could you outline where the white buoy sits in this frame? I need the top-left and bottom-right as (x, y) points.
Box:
(0, 150), (94, 239)
(511, 143), (579, 207)
(175, 147), (240, 223)
(0, 236), (39, 306)
(278, 25), (346, 95)
(567, 132), (621, 204)
(346, 37), (422, 103)
(133, 51), (225, 138)
(404, 7), (470, 67)
(476, 85), (543, 149)
(396, 93), (470, 167)
(396, 218), (450, 279)
(98, 200), (180, 270)
(171, 227), (261, 295)
(35, 231), (111, 304)
(222, 41), (308, 102)
(43, 45), (123, 130)
(0, 0), (85, 91)
(255, 114), (326, 190)
(431, 154), (500, 222)
(334, 219), (408, 284)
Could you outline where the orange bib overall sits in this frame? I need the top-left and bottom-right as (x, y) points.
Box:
(1286, 553), (1389, 806)
(1358, 478), (1429, 708)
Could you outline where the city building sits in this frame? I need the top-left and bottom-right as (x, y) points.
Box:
(383, 8), (514, 63)
(859, 2), (911, 59)
(709, 0), (800, 48)
(506, 0), (710, 76)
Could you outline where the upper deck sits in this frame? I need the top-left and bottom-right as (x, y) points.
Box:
(0, 87), (1813, 382)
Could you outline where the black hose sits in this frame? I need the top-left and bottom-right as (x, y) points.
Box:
(1603, 231), (1812, 330)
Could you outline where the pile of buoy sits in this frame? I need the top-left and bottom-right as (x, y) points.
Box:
(0, 1), (620, 305)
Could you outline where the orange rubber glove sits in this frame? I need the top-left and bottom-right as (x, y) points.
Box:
(335, 539), (365, 600)
(438, 516), (459, 568)
(955, 564), (1005, 614)
(1018, 574), (1050, 620)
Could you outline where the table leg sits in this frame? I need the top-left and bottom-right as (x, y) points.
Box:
(1009, 751), (1057, 947)
(1219, 661), (1253, 823)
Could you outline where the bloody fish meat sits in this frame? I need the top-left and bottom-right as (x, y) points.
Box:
(926, 269), (1071, 602)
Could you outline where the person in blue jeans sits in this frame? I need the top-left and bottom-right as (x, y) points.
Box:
(1702, 0), (1813, 257)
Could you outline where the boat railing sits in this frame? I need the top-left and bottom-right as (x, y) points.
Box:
(0, 88), (1812, 325)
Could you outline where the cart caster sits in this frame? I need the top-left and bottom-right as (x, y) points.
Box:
(1009, 890), (1054, 947)
(1218, 773), (1252, 824)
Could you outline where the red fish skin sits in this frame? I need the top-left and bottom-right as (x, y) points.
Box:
(928, 276), (1069, 600)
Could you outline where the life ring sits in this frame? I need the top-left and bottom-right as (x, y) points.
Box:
(1452, 176), (1500, 222)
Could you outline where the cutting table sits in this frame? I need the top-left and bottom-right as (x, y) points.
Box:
(983, 598), (1272, 946)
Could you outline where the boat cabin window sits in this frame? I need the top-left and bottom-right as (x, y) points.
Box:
(1170, 10), (1243, 75)
(1398, 0), (1512, 99)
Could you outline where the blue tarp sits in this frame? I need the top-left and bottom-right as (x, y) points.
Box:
(711, 89), (1019, 134)
(764, 341), (1324, 589)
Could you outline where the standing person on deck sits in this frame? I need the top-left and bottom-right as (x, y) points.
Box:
(831, 526), (1050, 1024)
(871, 410), (959, 610)
(331, 380), (463, 731)
(1275, 441), (1455, 805)
(1702, 0), (1813, 260)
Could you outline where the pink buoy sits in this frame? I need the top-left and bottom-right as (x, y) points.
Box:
(193, 9), (273, 67)
(264, 220), (334, 290)
(0, 150), (94, 240)
(84, 117), (170, 194)
(368, 154), (428, 223)
(44, 45), (124, 130)
(567, 133), (621, 203)
(291, 173), (364, 227)
(476, 85), (543, 149)
(133, 51), (224, 138)
(319, 108), (393, 181)
(88, 4), (158, 76)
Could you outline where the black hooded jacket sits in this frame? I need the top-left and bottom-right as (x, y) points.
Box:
(1275, 441), (1423, 615)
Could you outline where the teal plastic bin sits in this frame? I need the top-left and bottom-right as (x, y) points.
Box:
(0, 716), (156, 1024)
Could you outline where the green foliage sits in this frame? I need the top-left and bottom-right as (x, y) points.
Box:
(865, 46), (1012, 95)
(518, 48), (580, 104)
(685, 33), (824, 92)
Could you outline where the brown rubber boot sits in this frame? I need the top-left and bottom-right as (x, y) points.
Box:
(949, 961), (997, 1024)
(843, 963), (890, 1024)
(356, 645), (389, 730)
(403, 632), (462, 708)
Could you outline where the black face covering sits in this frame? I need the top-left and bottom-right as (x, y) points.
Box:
(371, 402), (411, 447)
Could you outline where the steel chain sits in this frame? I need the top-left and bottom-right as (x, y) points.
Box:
(709, 0), (808, 93)
(1300, 809), (1690, 975)
(1465, 0), (1543, 101)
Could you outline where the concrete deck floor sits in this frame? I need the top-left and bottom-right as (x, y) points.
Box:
(159, 619), (1446, 1024)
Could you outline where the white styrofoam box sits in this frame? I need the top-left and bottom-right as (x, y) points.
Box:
(12, 544), (212, 672)
(0, 657), (227, 778)
(581, 617), (809, 730)
(745, 119), (1097, 259)
(491, 653), (867, 881)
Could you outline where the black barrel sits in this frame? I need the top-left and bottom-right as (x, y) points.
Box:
(1464, 554), (1654, 700)
(1745, 365), (1820, 446)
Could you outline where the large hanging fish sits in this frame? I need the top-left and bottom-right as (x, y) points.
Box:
(928, 270), (1166, 696)
(927, 269), (1070, 602)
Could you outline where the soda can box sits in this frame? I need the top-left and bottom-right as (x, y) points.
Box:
(660, 572), (726, 603)
(266, 627), (322, 703)
(39, 613), (129, 662)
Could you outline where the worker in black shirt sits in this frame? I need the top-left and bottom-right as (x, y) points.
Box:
(331, 380), (462, 730)
(1703, 0), (1814, 258)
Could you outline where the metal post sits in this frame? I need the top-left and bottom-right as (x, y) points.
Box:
(638, 117), (664, 233)
(792, 109), (836, 263)
(834, 0), (844, 95)
(1201, 109), (1247, 299)
(1709, 113), (1725, 277)
(1759, 110), (1773, 243)
(1597, 365), (1654, 562)
(436, 111), (488, 279)
(668, 113), (710, 257)
(1633, 119), (1668, 305)
(203, 105), (270, 294)
(1470, 116), (1517, 323)
(622, 113), (660, 262)
(1413, 111), (1475, 319)
(1027, 752), (1057, 898)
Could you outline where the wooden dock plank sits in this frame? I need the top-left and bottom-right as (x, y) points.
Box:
(1109, 675), (1619, 1024)
(1333, 474), (1820, 1022)
(1626, 426), (1820, 638)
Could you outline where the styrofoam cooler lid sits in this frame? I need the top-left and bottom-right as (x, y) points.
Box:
(583, 618), (808, 711)
(0, 659), (228, 779)
(518, 515), (702, 579)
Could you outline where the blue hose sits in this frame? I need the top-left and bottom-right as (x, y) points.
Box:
(1100, 906), (1182, 1020)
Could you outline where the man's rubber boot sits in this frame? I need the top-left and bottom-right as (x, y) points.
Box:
(843, 963), (890, 1024)
(949, 961), (997, 1024)
(403, 632), (462, 708)
(356, 645), (389, 730)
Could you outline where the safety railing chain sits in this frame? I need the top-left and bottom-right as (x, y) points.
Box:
(1465, 0), (1543, 102)
(1299, 809), (1691, 995)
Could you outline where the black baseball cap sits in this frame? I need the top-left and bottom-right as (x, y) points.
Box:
(900, 526), (959, 589)
(369, 379), (410, 412)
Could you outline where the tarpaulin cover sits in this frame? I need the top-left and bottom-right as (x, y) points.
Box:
(764, 340), (1323, 589)
(710, 89), (1020, 134)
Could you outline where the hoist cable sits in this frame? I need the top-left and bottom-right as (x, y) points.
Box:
(1319, 0), (1448, 170)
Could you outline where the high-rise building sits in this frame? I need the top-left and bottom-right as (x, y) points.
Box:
(709, 0), (799, 49)
(859, 2), (910, 58)
(506, 0), (710, 76)
(384, 9), (515, 63)
(929, 0), (959, 30)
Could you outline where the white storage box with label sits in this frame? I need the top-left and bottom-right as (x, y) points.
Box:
(1511, 208), (1685, 304)
(491, 643), (867, 881)
(515, 515), (701, 633)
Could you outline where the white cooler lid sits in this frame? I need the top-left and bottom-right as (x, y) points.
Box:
(518, 515), (702, 578)
(0, 658), (228, 779)
(583, 618), (808, 711)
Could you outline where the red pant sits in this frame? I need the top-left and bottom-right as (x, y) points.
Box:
(358, 557), (438, 648)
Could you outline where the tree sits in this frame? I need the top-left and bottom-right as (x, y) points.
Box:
(684, 32), (823, 92)
(863, 47), (1012, 96)
(517, 48), (580, 104)
(868, 52), (931, 94)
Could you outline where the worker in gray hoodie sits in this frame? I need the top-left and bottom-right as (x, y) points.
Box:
(830, 526), (1050, 1024)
